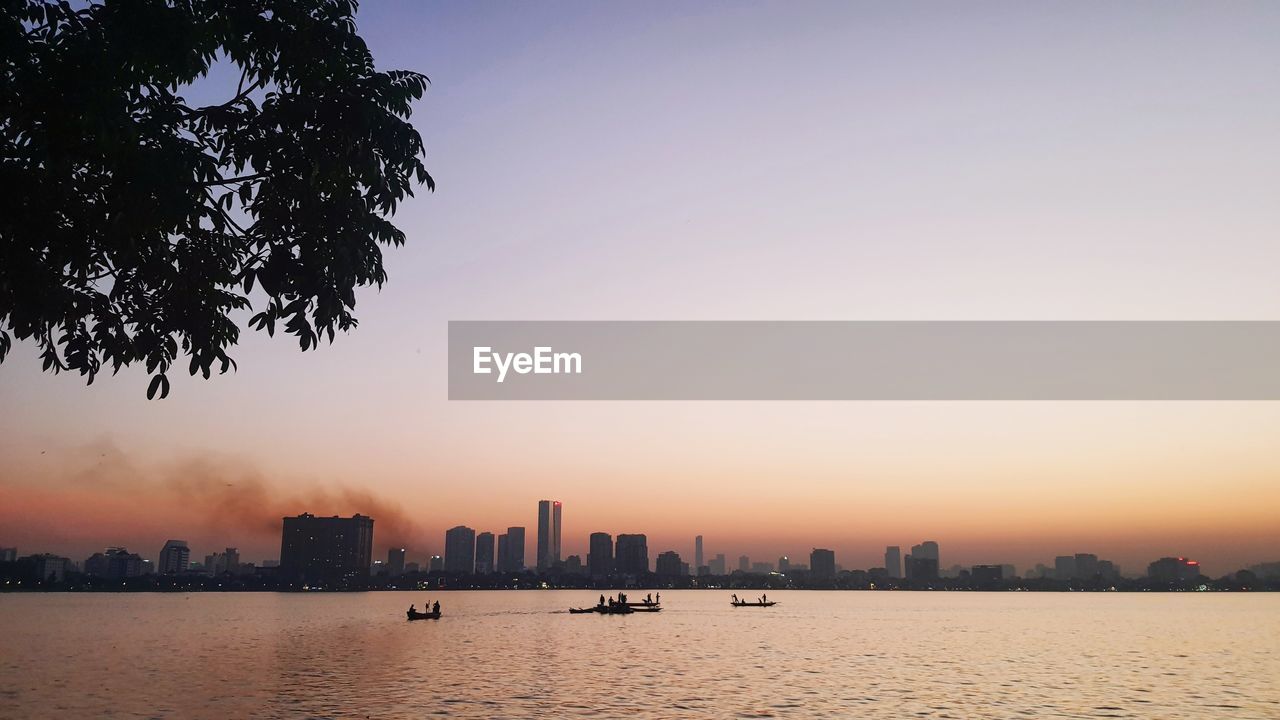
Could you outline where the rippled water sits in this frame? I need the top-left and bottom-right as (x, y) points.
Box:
(1, 591), (1276, 718)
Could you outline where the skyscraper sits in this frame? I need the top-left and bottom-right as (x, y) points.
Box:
(884, 546), (902, 579)
(497, 526), (526, 572)
(387, 547), (406, 576)
(655, 551), (683, 577)
(475, 532), (495, 574)
(536, 500), (562, 572)
(694, 535), (704, 571)
(444, 525), (476, 573)
(810, 548), (836, 579)
(709, 553), (726, 575)
(778, 555), (790, 573)
(158, 539), (190, 574)
(588, 532), (614, 576)
(738, 555), (750, 573)
(614, 534), (648, 575)
(279, 514), (374, 586)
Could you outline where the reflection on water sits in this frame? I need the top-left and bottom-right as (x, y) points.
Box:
(1, 591), (1276, 718)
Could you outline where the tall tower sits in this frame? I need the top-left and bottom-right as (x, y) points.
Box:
(885, 546), (902, 579)
(695, 535), (704, 570)
(537, 500), (562, 572)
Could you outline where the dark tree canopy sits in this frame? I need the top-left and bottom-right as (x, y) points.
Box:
(0, 0), (432, 398)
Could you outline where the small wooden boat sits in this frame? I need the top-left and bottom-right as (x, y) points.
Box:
(407, 609), (442, 620)
(568, 607), (597, 614)
(628, 605), (662, 612)
(731, 601), (777, 607)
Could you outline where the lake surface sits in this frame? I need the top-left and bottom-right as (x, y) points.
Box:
(1, 591), (1276, 718)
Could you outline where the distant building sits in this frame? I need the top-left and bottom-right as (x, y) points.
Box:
(26, 553), (71, 582)
(279, 513), (374, 585)
(475, 532), (495, 574)
(428, 555), (444, 572)
(404, 561), (420, 574)
(778, 556), (790, 573)
(588, 532), (614, 577)
(884, 546), (902, 579)
(971, 565), (1003, 583)
(1000, 564), (1017, 580)
(738, 555), (750, 573)
(444, 525), (476, 573)
(158, 540), (190, 574)
(497, 526), (526, 572)
(85, 547), (146, 579)
(904, 555), (939, 581)
(656, 551), (683, 577)
(1053, 555), (1076, 580)
(1148, 557), (1201, 582)
(709, 554), (726, 575)
(564, 554), (583, 574)
(387, 547), (406, 576)
(536, 500), (562, 572)
(911, 541), (939, 566)
(1074, 553), (1099, 579)
(205, 548), (241, 576)
(1, 547), (19, 563)
(810, 548), (836, 579)
(751, 561), (773, 574)
(1097, 560), (1119, 581)
(615, 534), (649, 575)
(695, 535), (704, 571)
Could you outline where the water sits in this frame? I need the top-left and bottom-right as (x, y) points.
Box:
(1, 591), (1276, 718)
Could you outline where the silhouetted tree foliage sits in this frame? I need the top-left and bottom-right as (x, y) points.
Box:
(0, 0), (432, 397)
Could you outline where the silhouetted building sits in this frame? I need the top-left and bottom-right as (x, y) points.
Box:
(475, 532), (495, 574)
(1054, 555), (1075, 580)
(695, 535), (704, 571)
(279, 514), (374, 585)
(810, 548), (836, 579)
(709, 554), (726, 575)
(1074, 553), (1099, 579)
(904, 555), (939, 581)
(205, 548), (241, 576)
(778, 556), (790, 573)
(615, 534), (648, 575)
(884, 546), (902, 579)
(588, 532), (614, 576)
(1000, 564), (1017, 580)
(428, 555), (443, 572)
(0, 548), (16, 563)
(27, 554), (71, 582)
(738, 555), (750, 573)
(497, 526), (525, 572)
(749, 561), (771, 574)
(444, 525), (476, 573)
(387, 547), (406, 576)
(564, 554), (583, 574)
(1148, 556), (1201, 582)
(656, 551), (682, 577)
(971, 565), (1003, 583)
(910, 541), (939, 567)
(158, 540), (190, 574)
(536, 500), (562, 572)
(85, 547), (146, 579)
(1097, 560), (1119, 581)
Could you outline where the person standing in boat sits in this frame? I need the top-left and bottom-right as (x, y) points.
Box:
(762, 593), (767, 604)
(599, 594), (606, 607)
(645, 593), (652, 604)
(732, 593), (738, 604)
(432, 600), (440, 614)
(655, 592), (660, 604)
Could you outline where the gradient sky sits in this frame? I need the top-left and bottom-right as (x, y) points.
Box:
(3, 1), (1279, 577)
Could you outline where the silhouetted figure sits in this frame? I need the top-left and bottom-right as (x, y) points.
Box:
(732, 594), (738, 603)
(762, 594), (767, 603)
(409, 604), (416, 613)
(646, 593), (652, 604)
(599, 594), (606, 607)
(433, 600), (440, 614)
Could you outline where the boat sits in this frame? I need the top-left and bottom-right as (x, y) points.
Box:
(406, 609), (442, 620)
(628, 605), (662, 612)
(568, 607), (597, 614)
(730, 601), (777, 607)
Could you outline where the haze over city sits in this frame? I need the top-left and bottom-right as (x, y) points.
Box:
(4, 1), (1280, 578)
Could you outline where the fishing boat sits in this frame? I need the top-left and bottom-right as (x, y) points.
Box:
(628, 605), (662, 612)
(730, 601), (777, 607)
(406, 609), (442, 620)
(568, 607), (597, 614)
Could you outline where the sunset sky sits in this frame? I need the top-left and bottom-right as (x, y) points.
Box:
(2, 1), (1279, 577)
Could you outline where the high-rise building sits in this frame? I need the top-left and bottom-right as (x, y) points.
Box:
(1054, 555), (1076, 580)
(29, 554), (71, 583)
(911, 541), (939, 565)
(1148, 556), (1201, 582)
(810, 548), (836, 579)
(475, 532), (495, 574)
(387, 547), (406, 576)
(428, 555), (444, 572)
(656, 551), (683, 577)
(884, 546), (902, 579)
(588, 532), (614, 577)
(904, 555), (939, 581)
(536, 500), (562, 572)
(971, 565), (1003, 583)
(0, 548), (17, 563)
(777, 556), (790, 574)
(1074, 553), (1099, 579)
(444, 525), (476, 573)
(738, 555), (750, 573)
(751, 561), (773, 574)
(615, 534), (649, 575)
(158, 539), (190, 574)
(709, 554), (726, 575)
(564, 554), (583, 574)
(279, 514), (374, 585)
(695, 536), (704, 571)
(85, 547), (146, 579)
(497, 526), (526, 572)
